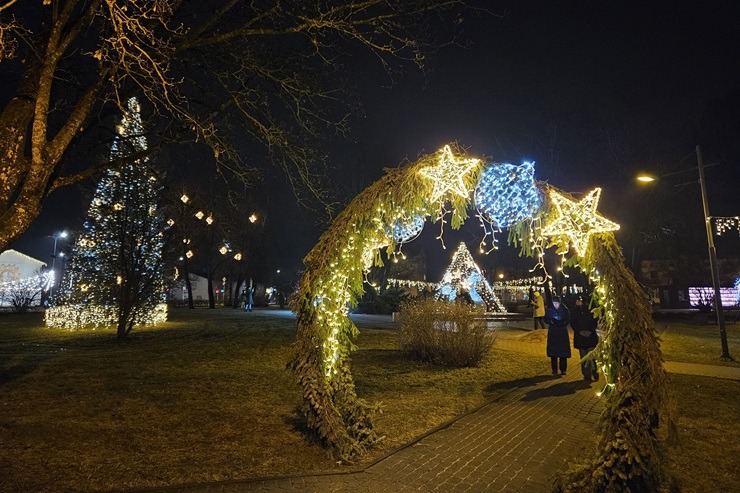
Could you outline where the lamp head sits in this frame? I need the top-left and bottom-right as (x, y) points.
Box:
(636, 173), (656, 183)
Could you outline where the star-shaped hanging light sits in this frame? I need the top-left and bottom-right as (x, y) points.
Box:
(418, 145), (480, 202)
(541, 187), (620, 255)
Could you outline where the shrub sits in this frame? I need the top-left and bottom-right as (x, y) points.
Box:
(399, 299), (493, 367)
(355, 286), (411, 314)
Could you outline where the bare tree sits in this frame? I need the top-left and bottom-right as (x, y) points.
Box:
(0, 0), (469, 252)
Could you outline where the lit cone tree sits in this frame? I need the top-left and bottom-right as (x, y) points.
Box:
(47, 98), (167, 338)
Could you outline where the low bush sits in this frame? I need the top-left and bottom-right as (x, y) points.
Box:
(398, 299), (493, 367)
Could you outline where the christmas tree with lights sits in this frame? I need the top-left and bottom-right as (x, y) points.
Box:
(46, 97), (167, 337)
(436, 242), (506, 313)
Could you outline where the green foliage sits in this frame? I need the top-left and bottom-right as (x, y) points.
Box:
(288, 145), (481, 461)
(356, 286), (411, 314)
(558, 233), (670, 491)
(399, 299), (493, 367)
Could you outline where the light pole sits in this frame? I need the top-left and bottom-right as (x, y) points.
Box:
(46, 230), (68, 298)
(636, 145), (731, 360)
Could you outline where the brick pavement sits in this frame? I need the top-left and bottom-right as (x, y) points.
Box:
(140, 369), (602, 493)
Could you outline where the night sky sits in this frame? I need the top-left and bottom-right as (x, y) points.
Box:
(10, 0), (740, 284)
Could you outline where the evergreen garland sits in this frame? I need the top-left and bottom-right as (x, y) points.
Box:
(553, 231), (669, 491)
(291, 151), (669, 487)
(288, 147), (481, 460)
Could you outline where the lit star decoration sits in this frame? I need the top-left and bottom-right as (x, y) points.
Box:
(418, 145), (480, 202)
(541, 188), (620, 255)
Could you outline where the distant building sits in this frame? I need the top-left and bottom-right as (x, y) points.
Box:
(638, 257), (740, 308)
(169, 273), (210, 302)
(0, 249), (49, 308)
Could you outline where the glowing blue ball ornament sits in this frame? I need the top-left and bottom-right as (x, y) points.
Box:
(474, 162), (542, 228)
(387, 215), (425, 244)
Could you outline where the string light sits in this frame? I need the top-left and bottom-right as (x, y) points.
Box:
(195, 211), (204, 220)
(418, 145), (480, 202)
(714, 216), (740, 236)
(541, 187), (620, 255)
(387, 215), (425, 244)
(475, 162), (542, 251)
(180, 194), (189, 203)
(435, 242), (507, 313)
(46, 97), (166, 330)
(0, 271), (54, 306)
(234, 253), (242, 261)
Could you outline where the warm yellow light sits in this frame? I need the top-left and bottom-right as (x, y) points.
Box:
(541, 188), (620, 255)
(636, 174), (656, 183)
(498, 273), (505, 279)
(234, 253), (242, 260)
(418, 145), (480, 201)
(205, 215), (214, 225)
(249, 213), (258, 223)
(185, 250), (194, 258)
(167, 218), (175, 227)
(180, 194), (189, 203)
(219, 245), (228, 255)
(195, 211), (204, 220)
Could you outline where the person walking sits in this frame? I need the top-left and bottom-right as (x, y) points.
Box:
(531, 291), (546, 330)
(571, 294), (599, 381)
(545, 296), (571, 375)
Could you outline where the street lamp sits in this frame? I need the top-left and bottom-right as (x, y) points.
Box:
(46, 230), (68, 299)
(636, 145), (731, 360)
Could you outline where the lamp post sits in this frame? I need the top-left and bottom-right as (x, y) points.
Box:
(637, 145), (731, 360)
(46, 230), (68, 298)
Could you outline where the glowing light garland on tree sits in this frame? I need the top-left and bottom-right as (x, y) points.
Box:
(291, 145), (668, 491)
(46, 97), (167, 332)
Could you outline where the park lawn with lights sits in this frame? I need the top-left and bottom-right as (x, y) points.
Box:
(1, 308), (544, 492)
(657, 320), (740, 367)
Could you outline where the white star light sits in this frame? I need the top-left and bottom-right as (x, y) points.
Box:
(541, 188), (620, 255)
(418, 145), (480, 202)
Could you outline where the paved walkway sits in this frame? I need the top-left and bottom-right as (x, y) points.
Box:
(122, 311), (737, 493)
(142, 371), (601, 493)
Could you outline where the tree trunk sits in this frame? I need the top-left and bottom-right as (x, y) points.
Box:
(207, 275), (215, 308)
(182, 253), (195, 309)
(233, 277), (244, 308)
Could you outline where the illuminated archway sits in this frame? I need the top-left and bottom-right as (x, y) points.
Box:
(288, 145), (667, 489)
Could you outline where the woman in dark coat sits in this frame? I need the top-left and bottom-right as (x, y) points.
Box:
(571, 295), (599, 381)
(545, 296), (571, 375)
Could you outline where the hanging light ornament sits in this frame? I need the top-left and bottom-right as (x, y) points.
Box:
(387, 215), (425, 243)
(418, 145), (480, 202)
(475, 161), (542, 227)
(541, 187), (620, 255)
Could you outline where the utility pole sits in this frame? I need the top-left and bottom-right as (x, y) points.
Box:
(696, 145), (731, 359)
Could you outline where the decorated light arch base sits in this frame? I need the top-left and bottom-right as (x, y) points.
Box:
(289, 145), (667, 489)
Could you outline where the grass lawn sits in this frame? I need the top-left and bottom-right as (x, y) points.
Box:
(1, 308), (737, 492)
(657, 319), (740, 367)
(662, 374), (740, 492)
(0, 308), (544, 492)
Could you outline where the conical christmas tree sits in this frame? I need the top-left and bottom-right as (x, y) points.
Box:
(436, 242), (506, 313)
(46, 97), (167, 336)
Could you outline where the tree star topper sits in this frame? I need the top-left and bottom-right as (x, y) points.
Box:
(542, 187), (620, 255)
(419, 145), (480, 202)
